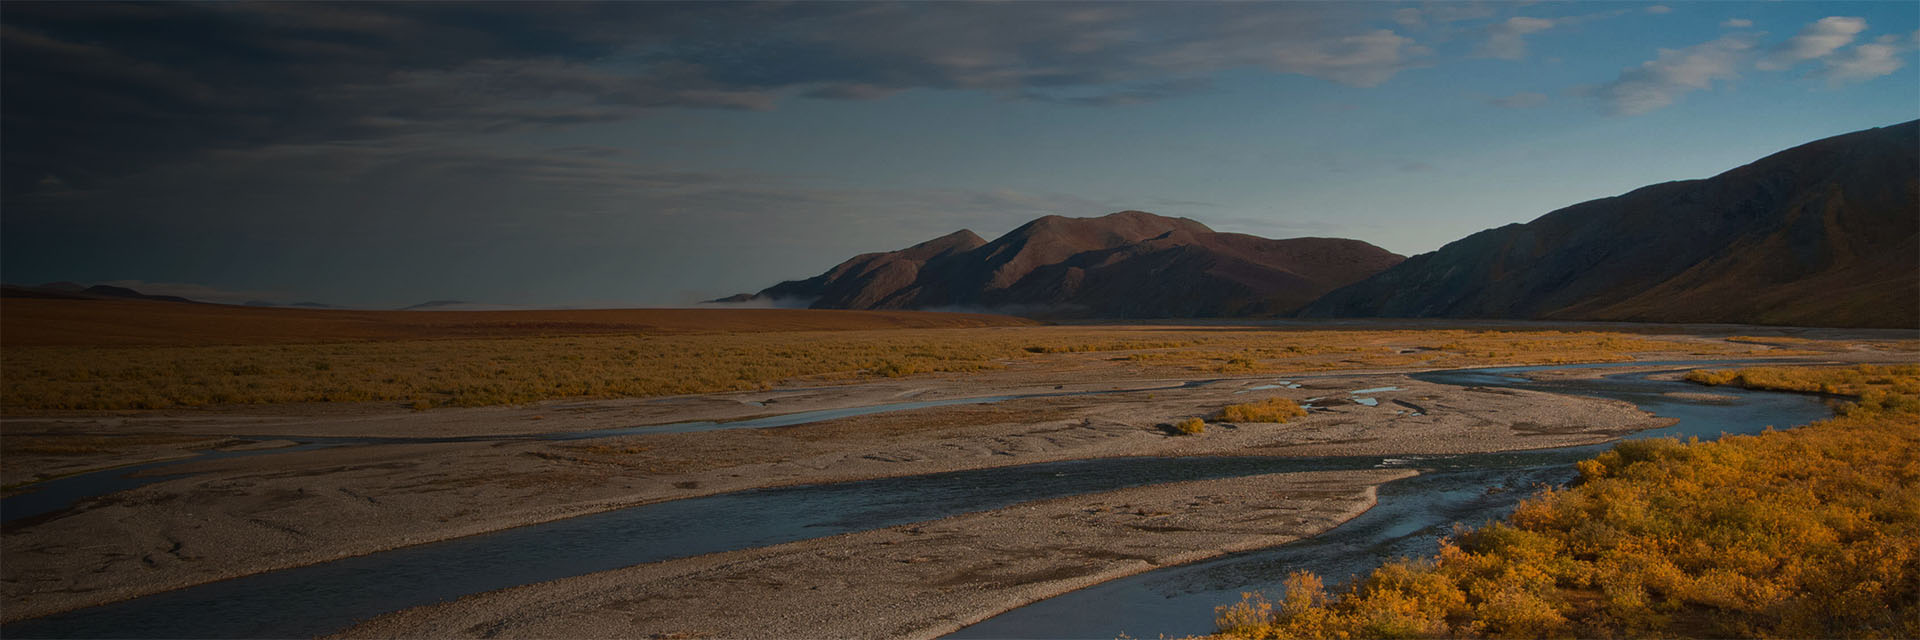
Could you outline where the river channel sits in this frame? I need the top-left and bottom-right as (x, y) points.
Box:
(4, 361), (1829, 638)
(947, 363), (1832, 638)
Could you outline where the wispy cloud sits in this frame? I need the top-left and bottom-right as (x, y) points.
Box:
(1477, 16), (1559, 60)
(1721, 18), (1754, 29)
(1472, 10), (1631, 61)
(1390, 3), (1498, 31)
(1593, 34), (1755, 115)
(1757, 16), (1867, 70)
(1820, 35), (1910, 84)
(1584, 16), (1906, 116)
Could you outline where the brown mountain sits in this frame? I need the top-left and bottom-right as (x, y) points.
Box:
(734, 211), (1404, 317)
(1300, 120), (1920, 329)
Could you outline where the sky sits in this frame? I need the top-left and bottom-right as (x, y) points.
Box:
(3, 1), (1916, 308)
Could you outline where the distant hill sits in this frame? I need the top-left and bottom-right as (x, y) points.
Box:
(80, 285), (198, 304)
(1301, 121), (1920, 329)
(726, 211), (1404, 318)
(0, 282), (201, 304)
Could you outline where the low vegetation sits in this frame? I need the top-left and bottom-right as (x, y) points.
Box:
(1218, 398), (1308, 423)
(0, 299), (1038, 347)
(3, 312), (1756, 411)
(1686, 364), (1920, 413)
(1174, 417), (1208, 435)
(2, 330), (1031, 410)
(1212, 364), (1920, 639)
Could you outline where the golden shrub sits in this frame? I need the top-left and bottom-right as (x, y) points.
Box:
(1207, 365), (1920, 639)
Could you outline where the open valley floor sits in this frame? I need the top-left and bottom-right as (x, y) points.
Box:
(2, 309), (1913, 638)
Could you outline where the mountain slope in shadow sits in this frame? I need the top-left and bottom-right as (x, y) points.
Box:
(1300, 120), (1920, 329)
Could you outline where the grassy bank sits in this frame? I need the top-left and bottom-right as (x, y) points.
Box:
(1685, 364), (1920, 413)
(1212, 364), (1920, 639)
(3, 326), (1735, 411)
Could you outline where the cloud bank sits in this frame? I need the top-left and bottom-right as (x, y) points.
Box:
(1592, 15), (1907, 115)
(1, 2), (1427, 198)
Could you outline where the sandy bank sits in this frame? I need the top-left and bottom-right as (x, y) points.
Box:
(336, 468), (1416, 640)
(1, 369), (1666, 622)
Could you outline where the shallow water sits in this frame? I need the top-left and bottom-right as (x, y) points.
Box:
(0, 442), (341, 524)
(5, 455), (1387, 639)
(4, 361), (1823, 638)
(945, 364), (1832, 639)
(0, 381), (1216, 523)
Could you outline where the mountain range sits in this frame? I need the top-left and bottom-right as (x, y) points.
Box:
(726, 121), (1918, 329)
(728, 211), (1405, 318)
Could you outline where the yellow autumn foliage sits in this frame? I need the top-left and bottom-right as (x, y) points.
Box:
(3, 327), (1732, 411)
(1213, 364), (1920, 639)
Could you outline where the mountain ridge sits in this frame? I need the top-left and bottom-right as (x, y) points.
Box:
(727, 210), (1406, 318)
(1300, 120), (1919, 329)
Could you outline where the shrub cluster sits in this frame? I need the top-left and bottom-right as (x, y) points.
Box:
(1174, 417), (1208, 435)
(1214, 364), (1920, 639)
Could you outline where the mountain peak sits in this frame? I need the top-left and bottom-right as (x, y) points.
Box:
(910, 229), (987, 253)
(1013, 210), (1211, 238)
(746, 210), (1400, 317)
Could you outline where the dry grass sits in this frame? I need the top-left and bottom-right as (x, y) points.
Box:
(1173, 417), (1208, 435)
(1217, 398), (1308, 423)
(1685, 364), (1920, 397)
(2, 314), (1740, 412)
(1105, 330), (1735, 375)
(0, 299), (1038, 347)
(1212, 365), (1920, 639)
(2, 330), (1031, 410)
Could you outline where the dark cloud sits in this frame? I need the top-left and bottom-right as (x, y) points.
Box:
(3, 2), (1425, 197)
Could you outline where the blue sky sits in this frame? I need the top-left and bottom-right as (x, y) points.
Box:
(4, 1), (1915, 308)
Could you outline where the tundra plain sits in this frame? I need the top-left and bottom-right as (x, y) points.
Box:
(2, 301), (1914, 636)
